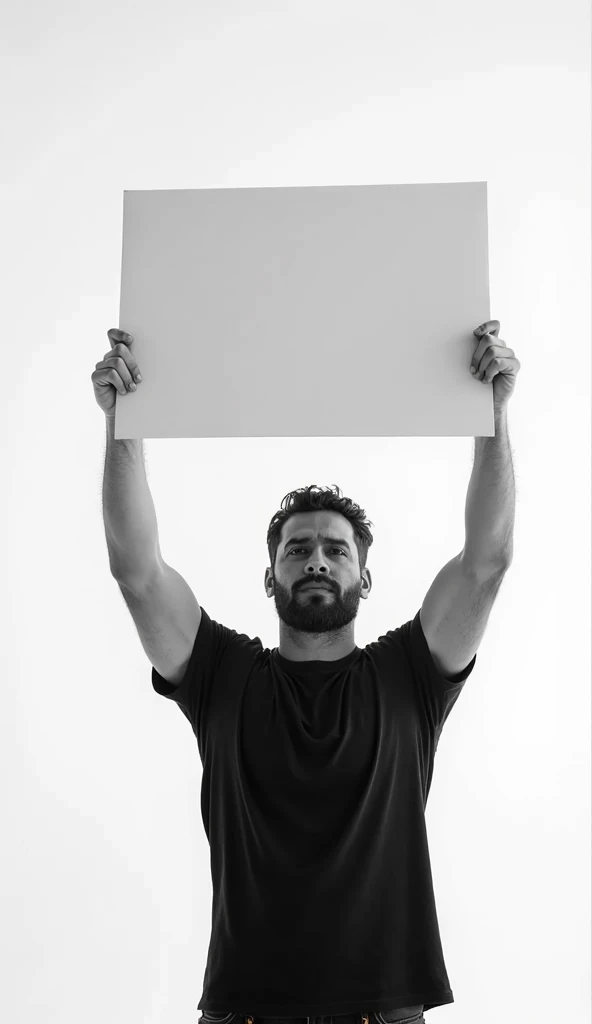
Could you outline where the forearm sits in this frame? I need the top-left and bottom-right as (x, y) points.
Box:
(103, 416), (162, 582)
(462, 406), (515, 572)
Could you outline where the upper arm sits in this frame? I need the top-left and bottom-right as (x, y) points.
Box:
(419, 552), (508, 678)
(116, 563), (202, 686)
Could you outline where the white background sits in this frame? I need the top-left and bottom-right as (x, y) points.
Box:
(3, 2), (590, 1023)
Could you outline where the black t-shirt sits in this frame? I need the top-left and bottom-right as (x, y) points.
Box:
(152, 605), (475, 1016)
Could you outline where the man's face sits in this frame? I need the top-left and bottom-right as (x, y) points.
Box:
(266, 510), (369, 634)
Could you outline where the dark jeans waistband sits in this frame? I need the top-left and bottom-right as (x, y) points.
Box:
(199, 1011), (425, 1024)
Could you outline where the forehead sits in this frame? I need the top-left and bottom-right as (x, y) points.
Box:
(280, 511), (355, 548)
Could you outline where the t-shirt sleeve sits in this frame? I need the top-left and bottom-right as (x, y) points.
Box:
(395, 609), (476, 742)
(151, 605), (239, 734)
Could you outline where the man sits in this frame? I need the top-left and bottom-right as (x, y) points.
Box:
(97, 320), (519, 1024)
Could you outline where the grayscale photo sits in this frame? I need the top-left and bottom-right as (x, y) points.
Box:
(4, 4), (590, 1024)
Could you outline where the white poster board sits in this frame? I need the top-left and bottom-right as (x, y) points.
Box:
(115, 182), (492, 440)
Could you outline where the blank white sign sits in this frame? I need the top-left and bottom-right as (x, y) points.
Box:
(115, 182), (493, 440)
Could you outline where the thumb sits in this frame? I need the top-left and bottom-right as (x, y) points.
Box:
(108, 328), (134, 348)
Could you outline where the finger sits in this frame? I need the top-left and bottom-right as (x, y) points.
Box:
(104, 340), (142, 383)
(92, 366), (129, 396)
(473, 320), (500, 337)
(471, 333), (508, 375)
(97, 354), (135, 391)
(475, 347), (515, 381)
(480, 355), (516, 384)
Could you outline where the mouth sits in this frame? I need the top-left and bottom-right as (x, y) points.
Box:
(301, 584), (332, 592)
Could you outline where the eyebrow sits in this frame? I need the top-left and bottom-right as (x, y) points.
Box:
(283, 535), (352, 551)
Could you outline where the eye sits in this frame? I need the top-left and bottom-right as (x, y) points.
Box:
(289, 548), (347, 556)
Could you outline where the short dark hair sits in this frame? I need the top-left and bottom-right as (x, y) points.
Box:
(267, 484), (374, 574)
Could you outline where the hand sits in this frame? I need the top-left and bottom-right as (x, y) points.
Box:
(471, 320), (521, 410)
(92, 329), (142, 418)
